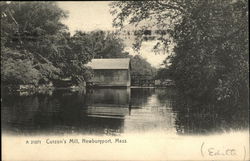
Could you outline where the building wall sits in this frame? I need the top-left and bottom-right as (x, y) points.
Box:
(91, 69), (130, 86)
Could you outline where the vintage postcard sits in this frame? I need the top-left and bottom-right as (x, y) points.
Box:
(1, 1), (249, 161)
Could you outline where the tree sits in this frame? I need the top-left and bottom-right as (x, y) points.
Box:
(72, 31), (156, 80)
(111, 0), (248, 106)
(1, 48), (41, 85)
(1, 2), (67, 84)
(130, 55), (156, 79)
(72, 30), (129, 59)
(155, 67), (172, 81)
(1, 2), (95, 85)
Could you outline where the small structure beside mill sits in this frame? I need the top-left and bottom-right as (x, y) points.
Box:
(86, 58), (131, 87)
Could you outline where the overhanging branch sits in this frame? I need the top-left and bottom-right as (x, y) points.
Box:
(155, 1), (186, 14)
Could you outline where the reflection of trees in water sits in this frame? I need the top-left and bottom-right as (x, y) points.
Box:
(2, 90), (125, 135)
(2, 88), (248, 135)
(156, 87), (177, 105)
(130, 88), (155, 107)
(2, 94), (40, 132)
(172, 93), (249, 135)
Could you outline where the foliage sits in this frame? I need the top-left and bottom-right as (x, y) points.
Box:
(130, 55), (157, 79)
(49, 31), (95, 83)
(71, 30), (130, 59)
(155, 68), (172, 80)
(1, 2), (65, 84)
(74, 31), (156, 79)
(1, 2), (157, 86)
(111, 0), (249, 106)
(1, 48), (41, 85)
(1, 2), (95, 85)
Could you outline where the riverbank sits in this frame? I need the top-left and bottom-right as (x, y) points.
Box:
(2, 84), (174, 94)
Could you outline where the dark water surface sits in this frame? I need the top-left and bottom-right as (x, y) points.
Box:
(1, 87), (248, 135)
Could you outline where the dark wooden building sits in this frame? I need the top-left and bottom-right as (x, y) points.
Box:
(86, 58), (131, 87)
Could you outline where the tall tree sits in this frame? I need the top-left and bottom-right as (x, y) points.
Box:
(1, 2), (95, 85)
(72, 30), (129, 59)
(111, 0), (248, 106)
(1, 2), (67, 84)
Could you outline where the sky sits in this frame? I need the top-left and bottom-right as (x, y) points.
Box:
(57, 1), (114, 33)
(57, 1), (167, 68)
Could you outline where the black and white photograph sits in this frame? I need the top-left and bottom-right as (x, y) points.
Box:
(1, 1), (249, 161)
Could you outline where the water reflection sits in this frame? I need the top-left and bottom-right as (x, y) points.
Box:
(172, 95), (249, 135)
(1, 87), (248, 135)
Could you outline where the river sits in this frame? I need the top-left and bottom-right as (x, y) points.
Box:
(1, 87), (248, 136)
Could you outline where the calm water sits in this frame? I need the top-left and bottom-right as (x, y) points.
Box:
(1, 87), (248, 136)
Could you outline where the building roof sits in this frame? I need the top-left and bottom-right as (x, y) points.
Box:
(86, 58), (131, 70)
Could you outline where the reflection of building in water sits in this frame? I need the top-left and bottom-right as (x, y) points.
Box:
(86, 58), (131, 87)
(86, 88), (131, 106)
(85, 88), (131, 119)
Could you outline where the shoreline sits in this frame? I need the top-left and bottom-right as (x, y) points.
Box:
(2, 84), (175, 92)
